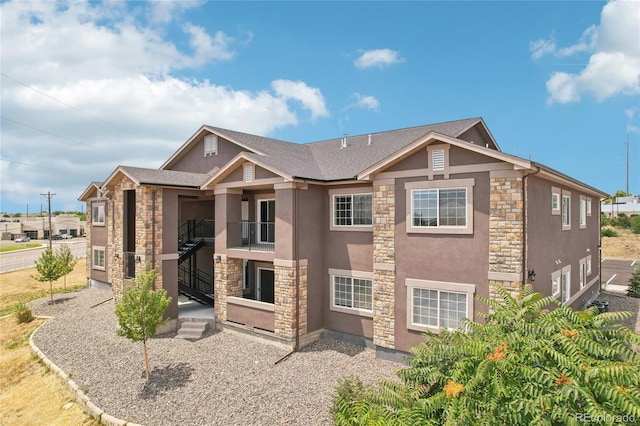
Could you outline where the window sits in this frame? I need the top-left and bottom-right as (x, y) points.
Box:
(406, 279), (475, 332)
(586, 199), (592, 216)
(329, 269), (373, 316)
(92, 203), (105, 226)
(586, 255), (592, 275)
(411, 188), (466, 227)
(405, 179), (474, 234)
(551, 270), (561, 298)
(579, 196), (586, 229)
(551, 186), (561, 215)
(92, 247), (105, 271)
(579, 258), (587, 289)
(204, 134), (218, 156)
(562, 191), (571, 230)
(333, 194), (372, 226)
(561, 266), (571, 304)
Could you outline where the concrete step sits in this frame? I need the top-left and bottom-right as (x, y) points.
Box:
(175, 320), (209, 341)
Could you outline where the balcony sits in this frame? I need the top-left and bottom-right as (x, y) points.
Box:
(227, 221), (274, 252)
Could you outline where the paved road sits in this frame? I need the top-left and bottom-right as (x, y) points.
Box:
(601, 257), (637, 292)
(0, 239), (86, 274)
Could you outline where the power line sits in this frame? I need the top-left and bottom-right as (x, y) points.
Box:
(0, 72), (126, 132)
(1, 116), (91, 147)
(0, 157), (73, 173)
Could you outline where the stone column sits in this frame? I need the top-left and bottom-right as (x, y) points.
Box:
(137, 186), (163, 290)
(274, 260), (308, 341)
(372, 178), (396, 349)
(214, 255), (243, 322)
(488, 171), (524, 300)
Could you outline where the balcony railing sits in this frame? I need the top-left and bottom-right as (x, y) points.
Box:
(227, 221), (275, 252)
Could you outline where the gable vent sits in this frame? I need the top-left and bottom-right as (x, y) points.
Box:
(432, 149), (445, 171)
(244, 164), (254, 183)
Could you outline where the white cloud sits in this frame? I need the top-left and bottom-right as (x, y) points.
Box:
(0, 0), (328, 212)
(351, 93), (380, 111)
(271, 80), (329, 119)
(354, 49), (404, 69)
(533, 0), (640, 104)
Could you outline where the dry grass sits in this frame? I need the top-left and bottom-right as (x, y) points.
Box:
(601, 228), (640, 259)
(0, 260), (98, 426)
(0, 259), (88, 316)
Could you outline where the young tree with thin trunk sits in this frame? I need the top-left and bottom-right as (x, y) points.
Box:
(57, 244), (77, 293)
(115, 268), (172, 380)
(32, 248), (64, 303)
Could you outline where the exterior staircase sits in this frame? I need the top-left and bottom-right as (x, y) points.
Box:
(175, 318), (213, 341)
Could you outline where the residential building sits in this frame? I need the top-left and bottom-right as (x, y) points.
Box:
(79, 117), (607, 358)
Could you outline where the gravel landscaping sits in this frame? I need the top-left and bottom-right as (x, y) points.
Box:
(29, 287), (640, 425)
(29, 288), (399, 426)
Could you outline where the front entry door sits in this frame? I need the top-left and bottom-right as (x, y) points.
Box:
(257, 268), (275, 304)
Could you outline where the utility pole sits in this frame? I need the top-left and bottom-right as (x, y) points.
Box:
(40, 191), (55, 250)
(626, 133), (629, 196)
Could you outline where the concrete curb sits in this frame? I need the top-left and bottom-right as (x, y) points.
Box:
(29, 320), (144, 426)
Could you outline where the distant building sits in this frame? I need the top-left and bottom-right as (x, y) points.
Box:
(0, 214), (85, 240)
(601, 195), (640, 217)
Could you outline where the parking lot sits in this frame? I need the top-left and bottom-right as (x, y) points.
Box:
(601, 257), (637, 293)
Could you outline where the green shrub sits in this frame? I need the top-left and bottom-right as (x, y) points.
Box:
(14, 301), (34, 324)
(600, 213), (611, 227)
(629, 268), (640, 298)
(601, 227), (618, 237)
(613, 213), (631, 228)
(332, 284), (640, 425)
(631, 215), (640, 234)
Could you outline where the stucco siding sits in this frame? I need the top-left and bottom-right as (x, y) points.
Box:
(169, 136), (243, 173)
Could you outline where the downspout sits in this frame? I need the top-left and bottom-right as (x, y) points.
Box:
(152, 190), (156, 269)
(275, 184), (300, 364)
(522, 166), (541, 287)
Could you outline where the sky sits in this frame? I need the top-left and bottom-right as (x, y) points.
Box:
(1, 0), (639, 214)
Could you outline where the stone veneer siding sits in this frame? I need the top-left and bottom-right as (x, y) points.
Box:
(214, 256), (243, 322)
(372, 179), (395, 349)
(489, 173), (524, 300)
(274, 263), (308, 340)
(109, 177), (164, 301)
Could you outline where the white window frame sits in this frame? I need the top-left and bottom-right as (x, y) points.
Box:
(92, 246), (105, 271)
(329, 269), (373, 317)
(561, 265), (571, 304)
(406, 279), (475, 333)
(579, 257), (588, 289)
(551, 187), (561, 215)
(328, 187), (373, 232)
(405, 178), (474, 235)
(551, 269), (561, 298)
(586, 255), (592, 275)
(92, 203), (105, 226)
(586, 198), (592, 216)
(579, 196), (587, 229)
(255, 194), (275, 244)
(204, 134), (218, 156)
(562, 190), (571, 231)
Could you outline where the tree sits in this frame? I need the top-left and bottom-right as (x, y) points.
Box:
(57, 244), (77, 293)
(332, 284), (640, 425)
(114, 268), (172, 380)
(32, 248), (64, 303)
(629, 267), (640, 298)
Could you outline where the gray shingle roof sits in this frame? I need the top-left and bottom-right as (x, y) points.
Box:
(119, 166), (210, 187)
(206, 118), (481, 181)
